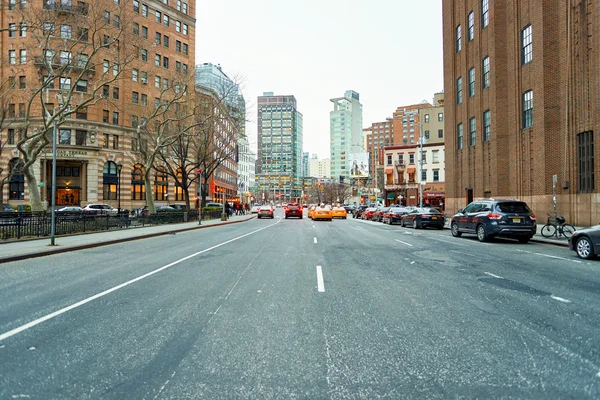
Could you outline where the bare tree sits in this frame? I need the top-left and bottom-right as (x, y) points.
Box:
(5, 0), (139, 210)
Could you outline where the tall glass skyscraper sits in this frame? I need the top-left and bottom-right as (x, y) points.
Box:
(330, 90), (363, 181)
(256, 92), (303, 202)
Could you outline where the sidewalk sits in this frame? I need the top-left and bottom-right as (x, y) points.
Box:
(0, 214), (256, 264)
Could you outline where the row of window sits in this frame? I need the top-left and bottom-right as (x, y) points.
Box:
(131, 25), (189, 55)
(456, 0), (490, 52)
(456, 110), (492, 150)
(130, 2), (189, 34)
(387, 151), (442, 165)
(456, 56), (490, 104)
(133, 0), (189, 17)
(423, 113), (444, 123)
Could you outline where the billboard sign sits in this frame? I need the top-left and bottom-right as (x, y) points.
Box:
(349, 152), (369, 177)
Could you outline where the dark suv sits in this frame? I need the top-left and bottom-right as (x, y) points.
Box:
(285, 203), (303, 219)
(450, 199), (536, 243)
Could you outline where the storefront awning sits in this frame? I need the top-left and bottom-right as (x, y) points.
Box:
(406, 167), (416, 173)
(387, 193), (396, 199)
(385, 168), (393, 174)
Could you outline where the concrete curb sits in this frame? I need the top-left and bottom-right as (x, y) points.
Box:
(0, 216), (256, 264)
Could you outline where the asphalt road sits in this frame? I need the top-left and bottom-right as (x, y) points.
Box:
(1, 209), (599, 399)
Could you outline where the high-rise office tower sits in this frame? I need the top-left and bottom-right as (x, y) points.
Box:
(330, 90), (363, 182)
(256, 92), (303, 202)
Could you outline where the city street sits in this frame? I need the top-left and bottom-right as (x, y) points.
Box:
(1, 209), (599, 399)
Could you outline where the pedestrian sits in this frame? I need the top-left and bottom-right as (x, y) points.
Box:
(244, 203), (249, 215)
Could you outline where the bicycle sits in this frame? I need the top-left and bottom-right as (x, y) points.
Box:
(540, 214), (576, 238)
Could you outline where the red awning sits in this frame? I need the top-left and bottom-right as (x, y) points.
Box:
(385, 168), (393, 174)
(406, 167), (416, 173)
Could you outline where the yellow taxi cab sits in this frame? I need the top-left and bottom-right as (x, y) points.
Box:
(313, 206), (333, 221)
(331, 207), (347, 219)
(308, 205), (317, 219)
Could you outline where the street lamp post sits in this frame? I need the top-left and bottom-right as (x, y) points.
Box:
(50, 118), (58, 246)
(117, 163), (123, 216)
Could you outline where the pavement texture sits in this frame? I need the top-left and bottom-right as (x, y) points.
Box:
(0, 209), (598, 399)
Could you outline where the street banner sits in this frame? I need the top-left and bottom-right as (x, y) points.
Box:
(349, 152), (369, 177)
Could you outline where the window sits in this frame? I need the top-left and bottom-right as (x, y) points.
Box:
(409, 154), (415, 164)
(76, 107), (87, 119)
(456, 25), (462, 52)
(141, 94), (147, 106)
(103, 35), (110, 48)
(438, 129), (443, 138)
(104, 10), (110, 24)
(141, 26), (148, 39)
(8, 50), (16, 65)
(102, 84), (109, 96)
(141, 49), (148, 62)
(182, 64), (188, 75)
(8, 159), (25, 200)
(59, 129), (71, 144)
(131, 164), (146, 200)
(8, 104), (15, 117)
(483, 110), (491, 142)
(19, 49), (26, 64)
(183, 43), (188, 55)
(175, 61), (181, 72)
(433, 170), (439, 182)
(482, 0), (489, 28)
(155, 54), (161, 67)
(103, 59), (109, 73)
(163, 57), (169, 69)
(59, 77), (71, 90)
(468, 67), (475, 97)
(182, 2), (187, 14)
(387, 155), (392, 165)
(175, 20), (181, 32)
(155, 10), (161, 23)
(113, 135), (119, 150)
(468, 11), (475, 41)
(155, 167), (168, 200)
(482, 56), (490, 89)
(75, 79), (87, 92)
(112, 111), (119, 125)
(78, 27), (88, 41)
(8, 129), (15, 144)
(132, 69), (138, 82)
(424, 130), (430, 139)
(155, 32), (161, 45)
(578, 131), (594, 193)
(183, 24), (188, 35)
(102, 161), (117, 200)
(163, 14), (169, 26)
(9, 23), (16, 38)
(133, 23), (139, 35)
(522, 90), (533, 128)
(59, 51), (71, 65)
(421, 170), (427, 182)
(113, 15), (120, 28)
(76, 130), (86, 145)
(102, 110), (109, 123)
(9, 0), (16, 10)
(457, 123), (463, 150)
(18, 103), (24, 117)
(133, 0), (139, 12)
(132, 91), (139, 104)
(432, 150), (439, 163)
(424, 114), (430, 123)
(522, 25), (532, 65)
(176, 40), (181, 52)
(469, 117), (476, 146)
(456, 77), (463, 104)
(155, 76), (161, 88)
(163, 35), (169, 47)
(19, 22), (26, 37)
(162, 78), (168, 89)
(44, 22), (54, 35)
(113, 87), (119, 99)
(141, 4), (147, 16)
(438, 113), (443, 122)
(131, 115), (138, 128)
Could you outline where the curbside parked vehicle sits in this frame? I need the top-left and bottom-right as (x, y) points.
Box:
(400, 207), (445, 229)
(450, 198), (536, 243)
(569, 225), (600, 260)
(82, 204), (118, 215)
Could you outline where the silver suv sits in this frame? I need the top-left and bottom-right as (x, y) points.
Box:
(82, 204), (117, 215)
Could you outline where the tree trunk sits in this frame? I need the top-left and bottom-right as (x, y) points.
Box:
(144, 170), (155, 213)
(23, 168), (43, 211)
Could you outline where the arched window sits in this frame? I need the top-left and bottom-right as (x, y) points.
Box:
(9, 158), (25, 200)
(102, 161), (118, 200)
(154, 166), (168, 201)
(131, 163), (146, 200)
(174, 168), (184, 201)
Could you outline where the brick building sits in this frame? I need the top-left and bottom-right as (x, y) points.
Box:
(0, 0), (201, 211)
(443, 0), (599, 225)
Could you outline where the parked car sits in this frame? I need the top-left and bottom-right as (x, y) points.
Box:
(400, 207), (445, 229)
(205, 202), (224, 209)
(156, 206), (177, 212)
(170, 204), (188, 211)
(361, 207), (377, 220)
(82, 204), (117, 215)
(382, 207), (412, 225)
(284, 203), (303, 219)
(373, 206), (390, 222)
(450, 198), (536, 243)
(569, 226), (600, 259)
(313, 206), (333, 221)
(257, 205), (274, 219)
(2, 204), (15, 212)
(353, 205), (368, 218)
(56, 206), (83, 214)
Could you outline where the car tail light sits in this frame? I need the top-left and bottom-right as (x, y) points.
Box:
(530, 214), (536, 221)
(391, 213), (398, 217)
(284, 208), (289, 212)
(487, 213), (502, 219)
(419, 214), (426, 218)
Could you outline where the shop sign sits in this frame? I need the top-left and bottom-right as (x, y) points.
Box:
(57, 150), (89, 158)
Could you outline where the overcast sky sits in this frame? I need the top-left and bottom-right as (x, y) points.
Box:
(195, 0), (443, 160)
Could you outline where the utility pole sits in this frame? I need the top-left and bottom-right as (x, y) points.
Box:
(419, 118), (425, 209)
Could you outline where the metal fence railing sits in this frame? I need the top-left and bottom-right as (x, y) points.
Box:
(0, 209), (226, 241)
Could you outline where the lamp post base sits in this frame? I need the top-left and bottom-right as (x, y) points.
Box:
(221, 212), (228, 221)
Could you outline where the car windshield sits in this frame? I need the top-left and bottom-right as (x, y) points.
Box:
(259, 206), (271, 210)
(496, 202), (531, 213)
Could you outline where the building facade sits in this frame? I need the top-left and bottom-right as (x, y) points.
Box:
(301, 151), (310, 178)
(256, 92), (303, 202)
(330, 90), (363, 181)
(443, 0), (599, 225)
(308, 154), (331, 179)
(0, 0), (196, 211)
(236, 136), (255, 204)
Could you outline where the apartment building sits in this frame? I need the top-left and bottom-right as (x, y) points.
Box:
(330, 90), (363, 181)
(443, 0), (599, 225)
(1, 0), (196, 211)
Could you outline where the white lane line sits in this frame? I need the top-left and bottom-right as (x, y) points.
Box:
(550, 295), (572, 303)
(596, 371), (600, 378)
(534, 253), (582, 263)
(0, 219), (281, 343)
(484, 272), (503, 279)
(394, 239), (413, 247)
(316, 265), (325, 292)
(314, 237), (318, 244)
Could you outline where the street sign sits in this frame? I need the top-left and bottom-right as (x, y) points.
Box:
(195, 168), (203, 175)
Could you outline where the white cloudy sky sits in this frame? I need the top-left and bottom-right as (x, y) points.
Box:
(196, 0), (444, 159)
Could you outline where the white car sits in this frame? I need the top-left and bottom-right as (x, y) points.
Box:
(82, 204), (117, 215)
(250, 205), (260, 214)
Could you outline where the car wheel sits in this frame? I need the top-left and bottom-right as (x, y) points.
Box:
(451, 222), (462, 237)
(300, 216), (303, 219)
(576, 236), (596, 260)
(412, 219), (419, 229)
(476, 224), (489, 242)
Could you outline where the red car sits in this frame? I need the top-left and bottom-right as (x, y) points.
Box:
(361, 207), (377, 220)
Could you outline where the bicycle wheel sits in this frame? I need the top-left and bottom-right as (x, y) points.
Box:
(541, 224), (556, 238)
(560, 224), (576, 238)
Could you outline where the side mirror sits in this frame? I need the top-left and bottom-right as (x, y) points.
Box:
(458, 209), (464, 214)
